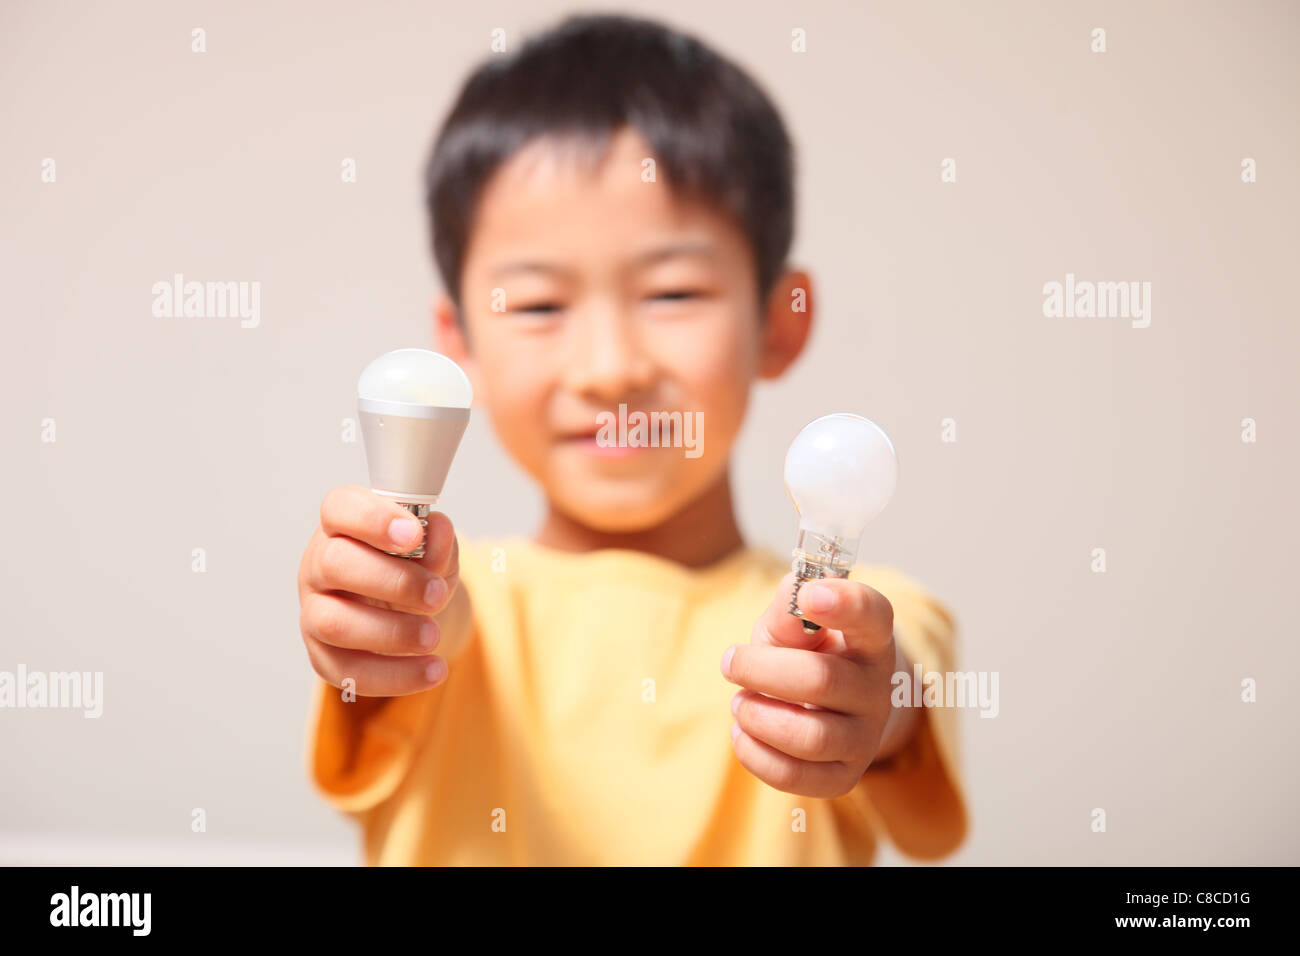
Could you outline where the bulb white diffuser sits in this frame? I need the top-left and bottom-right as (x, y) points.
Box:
(784, 413), (897, 632)
(357, 348), (472, 558)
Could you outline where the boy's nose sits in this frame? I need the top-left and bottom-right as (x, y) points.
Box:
(562, 307), (656, 401)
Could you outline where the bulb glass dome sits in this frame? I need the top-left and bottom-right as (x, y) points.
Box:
(357, 348), (472, 408)
(784, 413), (897, 540)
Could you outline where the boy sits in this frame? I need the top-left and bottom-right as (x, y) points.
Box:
(297, 13), (967, 865)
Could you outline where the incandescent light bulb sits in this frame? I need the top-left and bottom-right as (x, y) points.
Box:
(784, 413), (897, 632)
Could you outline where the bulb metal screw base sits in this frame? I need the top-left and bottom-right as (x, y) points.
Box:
(788, 531), (853, 633)
(789, 559), (831, 633)
(387, 502), (431, 560)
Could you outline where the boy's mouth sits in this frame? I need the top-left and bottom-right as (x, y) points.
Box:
(555, 403), (699, 461)
(558, 431), (648, 459)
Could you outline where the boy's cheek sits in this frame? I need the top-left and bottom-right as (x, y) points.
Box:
(495, 406), (552, 469)
(473, 349), (552, 419)
(652, 308), (758, 376)
(471, 383), (554, 477)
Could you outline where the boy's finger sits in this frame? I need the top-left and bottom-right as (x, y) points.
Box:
(302, 591), (440, 656)
(752, 573), (840, 651)
(302, 634), (448, 697)
(721, 643), (870, 714)
(308, 534), (448, 613)
(320, 485), (426, 554)
(793, 578), (894, 659)
(729, 723), (857, 798)
(732, 689), (863, 762)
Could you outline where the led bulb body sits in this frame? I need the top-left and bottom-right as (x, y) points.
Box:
(357, 348), (472, 558)
(784, 413), (897, 631)
(358, 402), (469, 505)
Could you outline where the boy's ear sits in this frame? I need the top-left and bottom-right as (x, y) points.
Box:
(433, 294), (482, 399)
(758, 269), (814, 379)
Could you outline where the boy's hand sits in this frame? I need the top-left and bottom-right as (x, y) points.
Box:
(720, 573), (902, 798)
(297, 485), (460, 697)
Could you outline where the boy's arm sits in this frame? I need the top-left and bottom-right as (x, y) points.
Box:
(305, 574), (473, 817)
(724, 568), (968, 858)
(852, 574), (968, 858)
(298, 488), (478, 814)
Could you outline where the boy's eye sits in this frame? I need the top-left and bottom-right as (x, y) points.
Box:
(647, 289), (702, 302)
(513, 302), (563, 314)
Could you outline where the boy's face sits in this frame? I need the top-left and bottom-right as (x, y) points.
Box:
(437, 127), (809, 533)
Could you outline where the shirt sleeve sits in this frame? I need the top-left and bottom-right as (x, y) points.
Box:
(304, 674), (442, 818)
(837, 569), (970, 860)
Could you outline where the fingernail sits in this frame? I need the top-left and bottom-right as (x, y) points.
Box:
(803, 583), (836, 613)
(730, 692), (741, 716)
(425, 657), (447, 684)
(389, 517), (421, 548)
(720, 645), (737, 679)
(730, 722), (740, 742)
(418, 619), (438, 649)
(424, 576), (446, 609)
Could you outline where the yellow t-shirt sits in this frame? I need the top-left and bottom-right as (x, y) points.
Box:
(304, 537), (968, 865)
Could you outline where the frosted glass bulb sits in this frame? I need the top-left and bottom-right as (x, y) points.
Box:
(358, 347), (473, 408)
(784, 413), (897, 632)
(357, 348), (473, 559)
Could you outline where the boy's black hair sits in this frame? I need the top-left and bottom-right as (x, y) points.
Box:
(424, 13), (795, 315)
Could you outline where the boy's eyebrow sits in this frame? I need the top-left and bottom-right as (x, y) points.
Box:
(490, 240), (718, 280)
(491, 260), (571, 280)
(630, 239), (718, 267)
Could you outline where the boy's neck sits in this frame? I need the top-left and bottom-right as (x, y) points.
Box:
(535, 471), (745, 569)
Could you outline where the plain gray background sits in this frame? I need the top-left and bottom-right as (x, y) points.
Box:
(1, 0), (1297, 864)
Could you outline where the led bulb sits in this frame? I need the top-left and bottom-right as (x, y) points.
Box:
(784, 413), (897, 632)
(357, 348), (472, 559)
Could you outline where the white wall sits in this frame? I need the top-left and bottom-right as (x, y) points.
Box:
(1, 0), (1296, 865)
